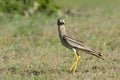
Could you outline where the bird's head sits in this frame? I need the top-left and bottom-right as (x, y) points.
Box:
(57, 18), (65, 26)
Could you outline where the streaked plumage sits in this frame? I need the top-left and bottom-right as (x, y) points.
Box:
(57, 18), (104, 73)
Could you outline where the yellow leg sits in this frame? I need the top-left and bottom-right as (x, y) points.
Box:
(68, 53), (81, 73)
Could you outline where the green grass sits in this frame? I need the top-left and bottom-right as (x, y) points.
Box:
(0, 0), (120, 80)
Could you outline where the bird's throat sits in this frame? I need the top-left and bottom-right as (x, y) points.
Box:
(58, 25), (66, 37)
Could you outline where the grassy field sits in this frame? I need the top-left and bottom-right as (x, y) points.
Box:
(0, 0), (120, 80)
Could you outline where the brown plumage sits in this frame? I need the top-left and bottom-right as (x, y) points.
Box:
(63, 35), (104, 60)
(57, 18), (104, 73)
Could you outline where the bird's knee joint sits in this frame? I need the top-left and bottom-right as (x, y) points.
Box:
(77, 55), (80, 61)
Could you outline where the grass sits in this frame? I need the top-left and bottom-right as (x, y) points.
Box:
(0, 0), (120, 80)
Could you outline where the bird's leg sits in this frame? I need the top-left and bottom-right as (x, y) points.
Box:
(69, 52), (80, 73)
(73, 53), (80, 73)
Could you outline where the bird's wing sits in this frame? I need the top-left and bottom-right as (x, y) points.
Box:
(63, 35), (104, 60)
(63, 35), (92, 51)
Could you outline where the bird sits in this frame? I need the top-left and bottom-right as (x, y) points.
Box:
(57, 18), (104, 73)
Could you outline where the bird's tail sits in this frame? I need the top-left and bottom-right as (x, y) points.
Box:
(89, 49), (104, 60)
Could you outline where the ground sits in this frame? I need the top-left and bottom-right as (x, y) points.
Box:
(0, 0), (120, 80)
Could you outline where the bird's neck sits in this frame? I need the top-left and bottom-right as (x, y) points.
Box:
(58, 25), (66, 37)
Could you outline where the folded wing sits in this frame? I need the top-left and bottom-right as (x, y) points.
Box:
(63, 35), (104, 60)
(63, 35), (92, 51)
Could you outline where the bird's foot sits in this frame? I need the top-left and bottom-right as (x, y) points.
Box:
(67, 61), (78, 74)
